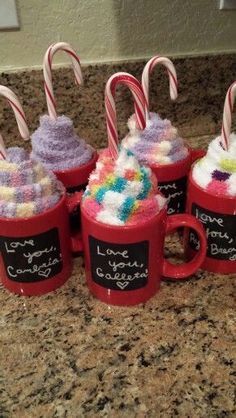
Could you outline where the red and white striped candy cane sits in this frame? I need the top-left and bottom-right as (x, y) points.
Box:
(221, 81), (236, 151)
(142, 55), (178, 120)
(0, 85), (30, 160)
(43, 42), (83, 120)
(105, 72), (146, 160)
(0, 134), (6, 160)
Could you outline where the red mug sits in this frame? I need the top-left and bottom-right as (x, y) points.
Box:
(185, 171), (236, 274)
(0, 194), (73, 296)
(153, 148), (205, 215)
(54, 152), (98, 254)
(81, 205), (207, 306)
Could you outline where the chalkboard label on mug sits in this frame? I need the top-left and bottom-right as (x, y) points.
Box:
(189, 203), (236, 261)
(89, 236), (149, 291)
(0, 228), (63, 282)
(158, 176), (187, 215)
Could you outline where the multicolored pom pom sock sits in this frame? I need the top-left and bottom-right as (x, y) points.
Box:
(122, 112), (188, 166)
(82, 148), (166, 226)
(192, 134), (236, 197)
(0, 147), (63, 218)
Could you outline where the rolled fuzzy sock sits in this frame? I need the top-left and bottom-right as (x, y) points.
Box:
(192, 133), (236, 197)
(0, 147), (63, 218)
(31, 115), (94, 171)
(82, 147), (167, 226)
(122, 112), (188, 166)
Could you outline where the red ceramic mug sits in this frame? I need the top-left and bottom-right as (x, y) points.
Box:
(81, 205), (207, 306)
(153, 148), (205, 215)
(0, 194), (73, 296)
(54, 152), (98, 254)
(185, 171), (236, 274)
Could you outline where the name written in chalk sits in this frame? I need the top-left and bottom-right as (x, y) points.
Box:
(89, 236), (149, 290)
(189, 203), (236, 261)
(0, 228), (63, 282)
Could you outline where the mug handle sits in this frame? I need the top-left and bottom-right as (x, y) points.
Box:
(162, 214), (207, 279)
(66, 191), (84, 253)
(191, 148), (206, 164)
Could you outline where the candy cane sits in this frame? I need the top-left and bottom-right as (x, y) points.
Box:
(105, 72), (146, 159)
(0, 133), (6, 160)
(221, 81), (236, 151)
(43, 42), (83, 119)
(0, 85), (30, 160)
(142, 55), (178, 120)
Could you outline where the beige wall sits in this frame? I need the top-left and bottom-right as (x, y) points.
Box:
(0, 0), (235, 71)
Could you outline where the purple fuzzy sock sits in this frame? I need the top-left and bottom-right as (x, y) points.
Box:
(31, 115), (94, 171)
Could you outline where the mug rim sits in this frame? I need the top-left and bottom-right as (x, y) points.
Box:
(81, 201), (167, 231)
(54, 150), (98, 176)
(0, 192), (66, 223)
(189, 169), (236, 202)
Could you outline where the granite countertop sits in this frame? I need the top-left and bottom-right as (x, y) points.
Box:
(0, 55), (236, 417)
(0, 248), (235, 417)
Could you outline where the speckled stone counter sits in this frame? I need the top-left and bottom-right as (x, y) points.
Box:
(0, 55), (236, 417)
(0, 254), (235, 417)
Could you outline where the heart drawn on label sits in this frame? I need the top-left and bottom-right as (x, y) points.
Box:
(116, 281), (129, 290)
(38, 268), (51, 278)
